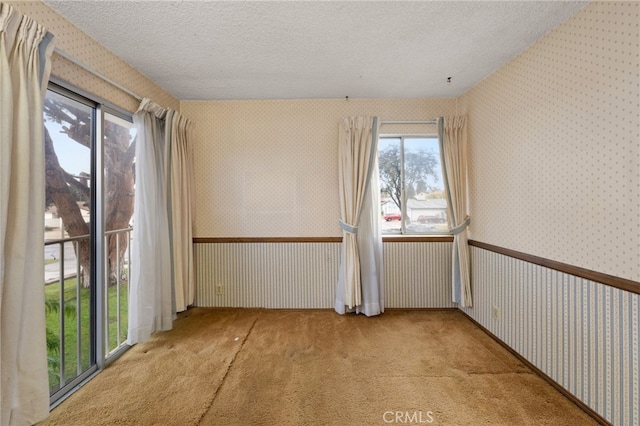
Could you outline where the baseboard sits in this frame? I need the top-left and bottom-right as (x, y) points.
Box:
(384, 307), (458, 312)
(459, 311), (611, 426)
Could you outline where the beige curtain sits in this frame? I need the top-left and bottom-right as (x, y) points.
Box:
(335, 116), (384, 316)
(0, 3), (55, 424)
(167, 110), (195, 312)
(438, 116), (472, 307)
(128, 99), (195, 344)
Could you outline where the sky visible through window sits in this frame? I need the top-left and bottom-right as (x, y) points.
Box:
(45, 119), (89, 176)
(378, 136), (443, 192)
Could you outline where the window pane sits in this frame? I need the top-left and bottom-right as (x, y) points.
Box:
(379, 137), (402, 234)
(104, 112), (136, 354)
(104, 113), (136, 232)
(404, 137), (447, 234)
(43, 89), (94, 394)
(378, 136), (448, 234)
(44, 91), (92, 241)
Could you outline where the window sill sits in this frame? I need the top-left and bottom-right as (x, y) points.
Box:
(383, 235), (453, 243)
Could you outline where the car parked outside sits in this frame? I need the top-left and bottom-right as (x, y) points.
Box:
(383, 213), (402, 221)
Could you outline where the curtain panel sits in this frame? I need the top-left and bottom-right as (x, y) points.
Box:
(166, 110), (195, 312)
(128, 99), (173, 344)
(438, 116), (472, 307)
(335, 116), (384, 317)
(0, 3), (55, 424)
(128, 99), (195, 344)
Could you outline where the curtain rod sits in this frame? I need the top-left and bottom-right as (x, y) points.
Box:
(380, 120), (438, 125)
(54, 48), (143, 102)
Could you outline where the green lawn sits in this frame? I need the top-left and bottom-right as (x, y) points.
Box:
(45, 277), (128, 393)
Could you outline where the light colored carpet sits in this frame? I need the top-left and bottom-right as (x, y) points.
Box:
(40, 308), (598, 425)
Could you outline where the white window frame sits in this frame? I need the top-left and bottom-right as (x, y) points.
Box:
(378, 134), (448, 236)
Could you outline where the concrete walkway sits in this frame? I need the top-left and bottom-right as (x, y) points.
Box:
(44, 242), (78, 284)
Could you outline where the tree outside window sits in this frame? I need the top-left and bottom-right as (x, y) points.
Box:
(378, 136), (447, 234)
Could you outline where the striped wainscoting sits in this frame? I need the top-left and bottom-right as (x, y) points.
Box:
(462, 245), (640, 426)
(195, 242), (341, 308)
(194, 240), (454, 309)
(384, 241), (455, 308)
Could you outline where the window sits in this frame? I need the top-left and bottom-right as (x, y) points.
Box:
(378, 136), (448, 234)
(43, 82), (136, 404)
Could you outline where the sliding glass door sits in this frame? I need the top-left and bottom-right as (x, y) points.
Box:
(103, 112), (136, 356)
(43, 83), (135, 404)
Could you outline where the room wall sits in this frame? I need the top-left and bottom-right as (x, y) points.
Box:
(182, 98), (458, 309)
(181, 98), (456, 237)
(458, 0), (639, 282)
(459, 2), (639, 425)
(13, 0), (638, 422)
(7, 0), (178, 112)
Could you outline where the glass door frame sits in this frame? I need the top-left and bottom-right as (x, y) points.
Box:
(47, 80), (133, 407)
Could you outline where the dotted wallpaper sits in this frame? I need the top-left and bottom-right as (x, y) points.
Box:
(459, 1), (639, 282)
(6, 0), (179, 112)
(181, 98), (457, 237)
(12, 0), (637, 281)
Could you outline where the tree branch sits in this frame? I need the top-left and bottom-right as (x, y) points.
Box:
(44, 99), (91, 148)
(63, 170), (91, 203)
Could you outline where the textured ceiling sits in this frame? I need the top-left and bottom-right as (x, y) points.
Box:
(44, 1), (588, 101)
